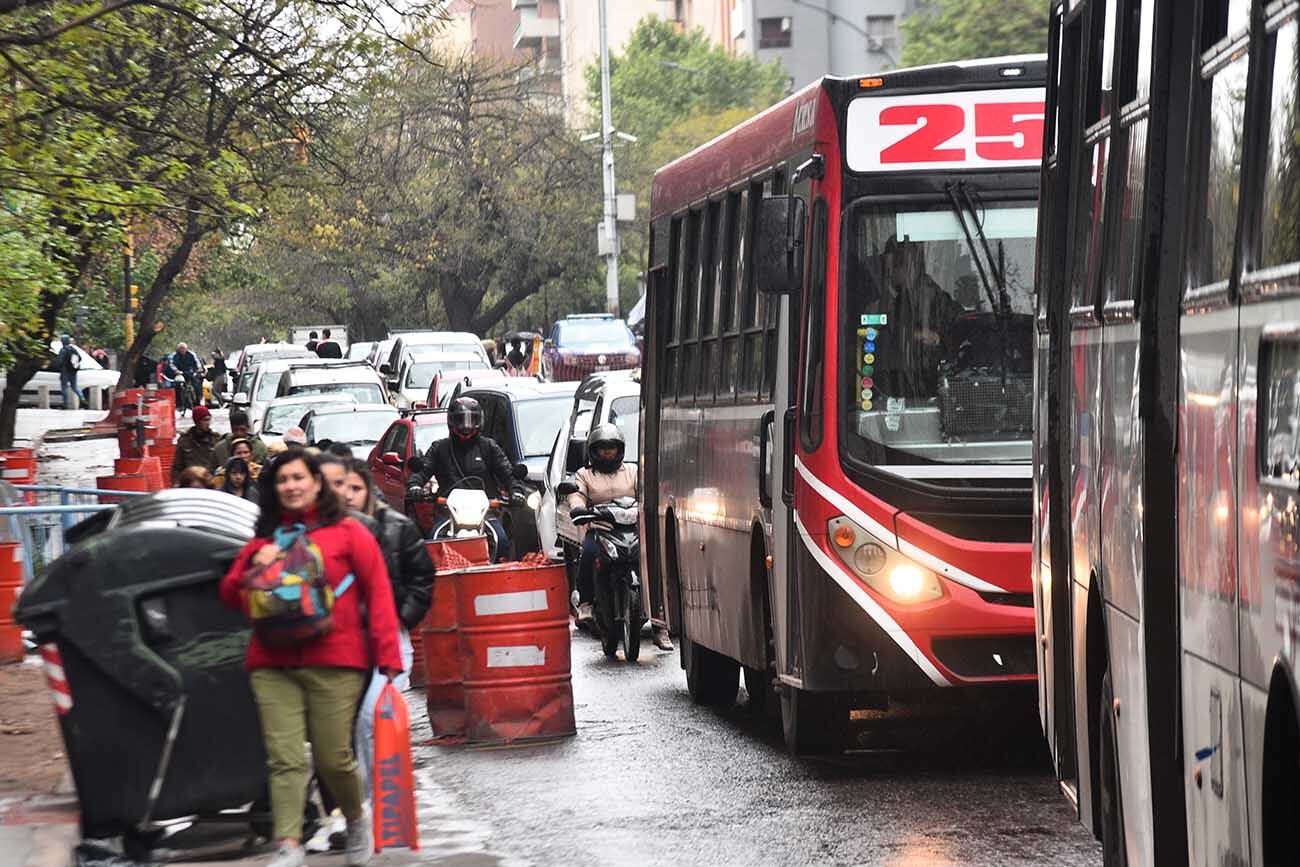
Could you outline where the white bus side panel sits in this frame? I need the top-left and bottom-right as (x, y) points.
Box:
(1180, 652), (1250, 865)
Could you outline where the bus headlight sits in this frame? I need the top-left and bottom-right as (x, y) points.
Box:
(826, 516), (944, 604)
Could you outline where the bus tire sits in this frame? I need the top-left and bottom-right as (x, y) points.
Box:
(1098, 672), (1127, 867)
(780, 685), (843, 756)
(1261, 675), (1300, 867)
(682, 634), (738, 707)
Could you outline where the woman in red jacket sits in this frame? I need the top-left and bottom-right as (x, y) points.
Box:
(220, 448), (402, 867)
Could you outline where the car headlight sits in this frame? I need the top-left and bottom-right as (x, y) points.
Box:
(827, 516), (943, 604)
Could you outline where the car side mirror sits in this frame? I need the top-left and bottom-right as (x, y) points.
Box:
(755, 195), (806, 295)
(379, 363), (391, 375)
(382, 451), (402, 467)
(232, 392), (249, 405)
(512, 462), (529, 481)
(556, 480), (578, 497)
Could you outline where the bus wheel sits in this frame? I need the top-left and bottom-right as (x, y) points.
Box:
(780, 686), (843, 756)
(683, 634), (739, 706)
(1098, 672), (1127, 866)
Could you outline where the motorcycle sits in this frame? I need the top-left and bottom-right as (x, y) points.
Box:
(427, 485), (504, 562)
(561, 484), (644, 661)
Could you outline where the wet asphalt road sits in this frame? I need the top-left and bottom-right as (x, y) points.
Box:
(416, 629), (1103, 867)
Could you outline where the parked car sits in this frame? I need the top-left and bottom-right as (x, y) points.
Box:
(300, 404), (399, 456)
(0, 343), (119, 409)
(368, 409), (449, 533)
(538, 370), (640, 562)
(541, 314), (640, 382)
(275, 360), (388, 406)
(458, 380), (579, 554)
(429, 369), (511, 409)
(231, 357), (299, 431)
(347, 340), (377, 361)
(390, 349), (489, 410)
(380, 332), (488, 388)
(365, 337), (397, 371)
(233, 342), (309, 380)
(258, 394), (358, 446)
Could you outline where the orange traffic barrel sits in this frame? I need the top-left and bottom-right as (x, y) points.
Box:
(114, 456), (164, 491)
(420, 562), (464, 737)
(0, 541), (25, 663)
(96, 473), (149, 504)
(0, 448), (37, 505)
(117, 424), (159, 459)
(454, 561), (575, 746)
(427, 536), (490, 571)
(151, 440), (177, 480)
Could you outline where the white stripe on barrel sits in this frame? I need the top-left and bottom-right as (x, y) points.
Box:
(473, 590), (548, 618)
(485, 645), (546, 668)
(39, 644), (72, 715)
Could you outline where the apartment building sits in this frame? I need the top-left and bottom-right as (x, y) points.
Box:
(727, 0), (925, 90)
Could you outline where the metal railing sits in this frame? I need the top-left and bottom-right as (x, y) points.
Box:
(1, 483), (146, 581)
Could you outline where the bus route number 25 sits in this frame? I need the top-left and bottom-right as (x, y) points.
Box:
(846, 89), (1045, 172)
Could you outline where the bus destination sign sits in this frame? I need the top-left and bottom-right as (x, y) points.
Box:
(845, 87), (1045, 173)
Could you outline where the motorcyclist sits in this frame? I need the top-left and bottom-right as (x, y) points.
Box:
(568, 423), (673, 651)
(406, 396), (526, 558)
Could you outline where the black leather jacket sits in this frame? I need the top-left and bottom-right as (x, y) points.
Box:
(352, 507), (435, 630)
(407, 435), (522, 501)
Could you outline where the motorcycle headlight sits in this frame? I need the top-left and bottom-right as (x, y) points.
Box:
(600, 537), (619, 559)
(609, 505), (639, 524)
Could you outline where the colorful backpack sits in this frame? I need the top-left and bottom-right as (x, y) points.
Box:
(241, 523), (353, 648)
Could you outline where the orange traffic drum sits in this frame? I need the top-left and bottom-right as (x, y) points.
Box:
(96, 473), (149, 504)
(454, 561), (575, 745)
(114, 456), (164, 491)
(419, 573), (464, 737)
(0, 541), (25, 663)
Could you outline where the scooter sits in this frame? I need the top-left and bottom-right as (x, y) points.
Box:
(567, 491), (644, 662)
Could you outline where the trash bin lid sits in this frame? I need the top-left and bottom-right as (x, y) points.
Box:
(108, 488), (258, 542)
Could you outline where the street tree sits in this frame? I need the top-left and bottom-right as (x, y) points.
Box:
(901, 0), (1049, 67)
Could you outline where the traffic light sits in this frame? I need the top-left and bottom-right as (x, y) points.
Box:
(129, 284), (139, 311)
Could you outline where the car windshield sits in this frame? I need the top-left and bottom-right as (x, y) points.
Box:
(414, 421), (446, 453)
(558, 320), (634, 348)
(608, 396), (640, 458)
(309, 411), (398, 446)
(263, 401), (350, 434)
(406, 359), (486, 389)
(289, 383), (385, 404)
(839, 197), (1036, 466)
(516, 396), (575, 456)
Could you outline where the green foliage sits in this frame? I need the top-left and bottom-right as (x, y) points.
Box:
(901, 0), (1050, 67)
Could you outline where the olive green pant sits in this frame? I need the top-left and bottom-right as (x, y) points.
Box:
(249, 667), (367, 841)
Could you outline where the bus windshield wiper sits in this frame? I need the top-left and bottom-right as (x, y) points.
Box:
(944, 182), (1000, 316)
(955, 181), (1012, 319)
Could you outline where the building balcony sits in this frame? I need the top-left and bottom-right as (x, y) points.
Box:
(513, 8), (559, 48)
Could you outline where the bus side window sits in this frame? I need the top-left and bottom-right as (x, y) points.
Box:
(1070, 1), (1116, 313)
(665, 215), (684, 401)
(740, 181), (764, 396)
(718, 189), (743, 403)
(680, 208), (703, 400)
(799, 199), (829, 451)
(1255, 12), (1298, 272)
(1186, 1), (1251, 295)
(698, 198), (722, 400)
(1258, 337), (1300, 485)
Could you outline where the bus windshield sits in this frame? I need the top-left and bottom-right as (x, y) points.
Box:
(839, 197), (1036, 467)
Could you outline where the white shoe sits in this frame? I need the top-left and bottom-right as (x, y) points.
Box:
(345, 807), (373, 866)
(266, 843), (305, 867)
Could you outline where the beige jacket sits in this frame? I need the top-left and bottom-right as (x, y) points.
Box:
(568, 463), (637, 512)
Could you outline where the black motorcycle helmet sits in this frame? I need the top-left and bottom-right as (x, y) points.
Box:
(448, 396), (484, 442)
(586, 422), (625, 473)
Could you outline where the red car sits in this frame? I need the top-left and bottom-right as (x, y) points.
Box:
(368, 409), (447, 534)
(541, 314), (640, 382)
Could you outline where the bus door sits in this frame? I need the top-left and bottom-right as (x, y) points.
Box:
(755, 166), (812, 680)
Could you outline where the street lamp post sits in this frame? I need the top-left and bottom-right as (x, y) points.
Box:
(598, 0), (619, 317)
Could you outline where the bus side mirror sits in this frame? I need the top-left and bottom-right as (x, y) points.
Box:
(755, 195), (806, 295)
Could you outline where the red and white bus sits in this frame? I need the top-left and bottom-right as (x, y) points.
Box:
(640, 56), (1048, 752)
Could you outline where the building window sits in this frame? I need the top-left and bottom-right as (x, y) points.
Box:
(759, 16), (792, 49)
(866, 15), (897, 53)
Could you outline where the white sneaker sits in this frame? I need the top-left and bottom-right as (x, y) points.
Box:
(345, 807), (373, 866)
(266, 843), (305, 867)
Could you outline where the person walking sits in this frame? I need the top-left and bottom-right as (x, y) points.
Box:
(173, 406), (218, 484)
(218, 456), (259, 501)
(315, 329), (343, 359)
(212, 410), (269, 467)
(338, 459), (433, 793)
(210, 350), (229, 406)
(55, 335), (81, 409)
(219, 448), (402, 867)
